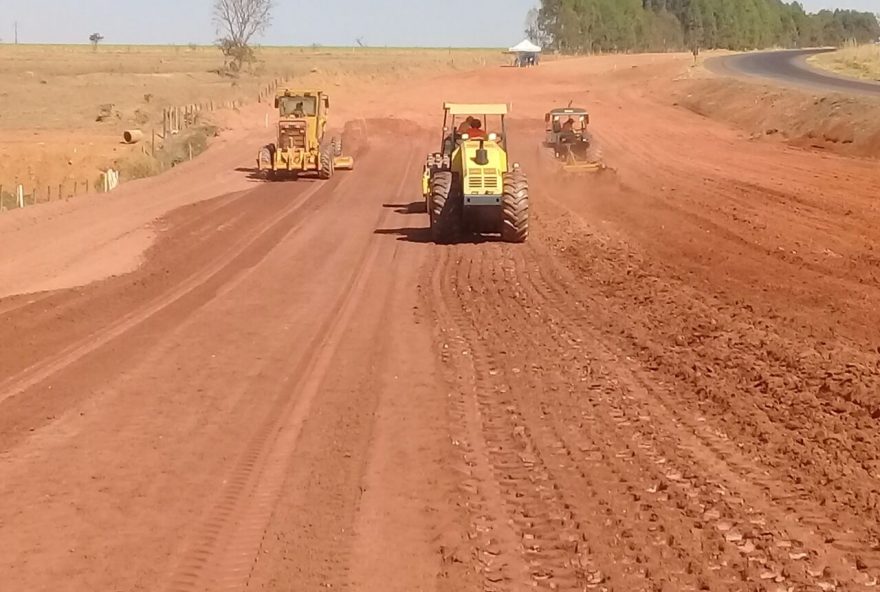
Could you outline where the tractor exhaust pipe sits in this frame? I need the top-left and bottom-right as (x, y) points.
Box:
(475, 140), (489, 166)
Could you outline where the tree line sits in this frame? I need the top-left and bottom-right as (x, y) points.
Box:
(529, 1), (880, 54)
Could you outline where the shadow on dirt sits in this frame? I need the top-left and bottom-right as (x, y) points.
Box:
(374, 227), (432, 243)
(235, 167), (267, 181)
(381, 202), (426, 215)
(234, 167), (320, 183)
(374, 227), (497, 245)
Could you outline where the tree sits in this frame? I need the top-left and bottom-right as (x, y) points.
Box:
(213, 0), (274, 72)
(535, 0), (877, 53)
(89, 32), (104, 51)
(525, 8), (544, 46)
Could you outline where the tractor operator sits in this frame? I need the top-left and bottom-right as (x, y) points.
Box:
(457, 116), (476, 134)
(293, 102), (306, 117)
(562, 117), (576, 133)
(464, 118), (487, 139)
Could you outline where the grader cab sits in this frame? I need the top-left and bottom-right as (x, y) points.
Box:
(421, 103), (529, 243)
(257, 89), (353, 180)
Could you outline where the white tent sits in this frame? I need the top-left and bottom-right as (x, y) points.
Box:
(508, 39), (542, 53)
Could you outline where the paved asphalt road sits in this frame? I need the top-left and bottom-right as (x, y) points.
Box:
(706, 49), (880, 97)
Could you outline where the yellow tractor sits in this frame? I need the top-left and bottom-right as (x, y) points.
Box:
(257, 89), (354, 180)
(544, 106), (604, 172)
(421, 103), (529, 243)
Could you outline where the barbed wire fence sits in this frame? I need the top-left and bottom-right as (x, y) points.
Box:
(0, 77), (287, 215)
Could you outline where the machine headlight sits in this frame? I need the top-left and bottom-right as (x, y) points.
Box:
(488, 132), (498, 141)
(461, 133), (470, 140)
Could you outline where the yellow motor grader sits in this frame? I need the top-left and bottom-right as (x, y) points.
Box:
(257, 89), (354, 180)
(421, 103), (529, 243)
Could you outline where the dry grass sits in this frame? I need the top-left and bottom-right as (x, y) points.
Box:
(0, 44), (506, 131)
(0, 44), (506, 194)
(809, 42), (880, 82)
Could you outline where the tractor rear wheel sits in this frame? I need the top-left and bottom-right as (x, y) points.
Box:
(430, 171), (460, 244)
(501, 171), (529, 243)
(319, 147), (334, 180)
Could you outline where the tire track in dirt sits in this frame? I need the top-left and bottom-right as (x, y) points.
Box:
(0, 179), (335, 408)
(429, 248), (533, 592)
(0, 192), (249, 325)
(165, 146), (415, 592)
(534, 189), (880, 551)
(517, 244), (877, 590)
(539, 245), (880, 585)
(427, 232), (880, 590)
(432, 245), (711, 591)
(526, 168), (880, 587)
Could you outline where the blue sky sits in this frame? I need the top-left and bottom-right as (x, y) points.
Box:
(0, 0), (875, 46)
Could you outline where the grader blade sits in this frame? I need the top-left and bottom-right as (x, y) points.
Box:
(562, 150), (605, 173)
(333, 155), (355, 170)
(562, 161), (605, 173)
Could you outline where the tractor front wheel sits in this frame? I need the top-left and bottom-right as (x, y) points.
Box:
(319, 148), (335, 180)
(430, 171), (460, 244)
(501, 171), (529, 243)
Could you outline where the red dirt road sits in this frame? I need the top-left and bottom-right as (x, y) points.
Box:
(2, 55), (880, 592)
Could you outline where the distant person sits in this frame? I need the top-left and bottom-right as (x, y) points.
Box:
(293, 102), (305, 117)
(562, 117), (576, 133)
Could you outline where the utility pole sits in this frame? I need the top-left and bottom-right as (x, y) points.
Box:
(14, 22), (18, 44)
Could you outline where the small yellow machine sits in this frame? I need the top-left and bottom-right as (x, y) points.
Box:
(257, 89), (354, 180)
(544, 106), (603, 172)
(421, 103), (529, 243)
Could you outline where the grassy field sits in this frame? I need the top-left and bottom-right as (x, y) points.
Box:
(809, 43), (880, 82)
(0, 44), (507, 131)
(0, 45), (507, 206)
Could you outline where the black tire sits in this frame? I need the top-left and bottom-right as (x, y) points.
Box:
(501, 171), (529, 243)
(331, 137), (343, 157)
(430, 171), (460, 244)
(319, 148), (334, 180)
(583, 132), (602, 163)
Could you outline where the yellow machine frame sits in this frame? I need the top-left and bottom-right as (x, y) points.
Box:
(421, 102), (530, 243)
(257, 89), (353, 179)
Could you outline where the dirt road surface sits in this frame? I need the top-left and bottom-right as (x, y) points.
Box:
(2, 54), (880, 592)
